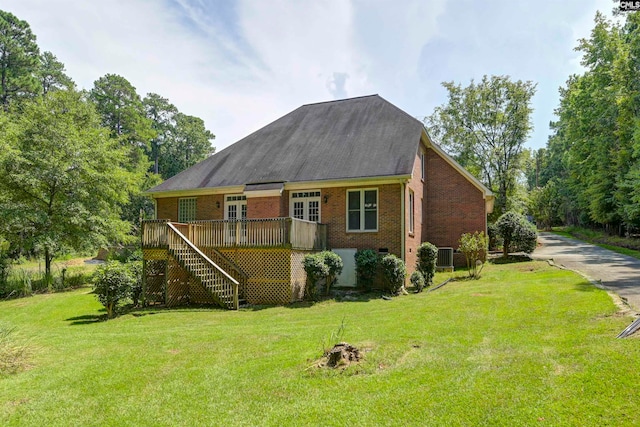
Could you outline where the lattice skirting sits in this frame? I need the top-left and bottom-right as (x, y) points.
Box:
(143, 259), (166, 304)
(215, 248), (313, 305)
(143, 247), (314, 306)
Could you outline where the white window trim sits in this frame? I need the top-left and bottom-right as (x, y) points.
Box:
(409, 190), (415, 234)
(178, 197), (197, 223)
(346, 188), (378, 233)
(420, 151), (425, 181)
(289, 190), (321, 222)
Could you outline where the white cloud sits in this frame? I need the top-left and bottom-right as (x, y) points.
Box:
(0, 0), (625, 151)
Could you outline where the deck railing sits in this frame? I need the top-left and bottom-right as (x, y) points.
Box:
(142, 218), (326, 251)
(142, 219), (169, 247)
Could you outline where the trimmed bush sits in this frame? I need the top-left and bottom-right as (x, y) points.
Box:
(495, 212), (538, 256)
(416, 242), (438, 286)
(355, 249), (378, 290)
(410, 271), (425, 292)
(380, 254), (406, 295)
(92, 261), (135, 318)
(458, 231), (488, 278)
(321, 251), (343, 295)
(302, 253), (329, 300)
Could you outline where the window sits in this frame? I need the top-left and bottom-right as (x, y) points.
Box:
(409, 190), (414, 234)
(421, 151), (425, 180)
(290, 191), (321, 222)
(347, 189), (377, 232)
(178, 198), (196, 222)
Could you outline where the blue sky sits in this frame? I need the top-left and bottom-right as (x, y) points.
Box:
(1, 0), (619, 151)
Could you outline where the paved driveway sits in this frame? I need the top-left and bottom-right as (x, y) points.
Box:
(532, 232), (640, 313)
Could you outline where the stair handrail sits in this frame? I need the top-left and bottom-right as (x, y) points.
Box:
(167, 222), (239, 308)
(208, 247), (249, 280)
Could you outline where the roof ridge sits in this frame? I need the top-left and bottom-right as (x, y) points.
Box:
(300, 94), (379, 107)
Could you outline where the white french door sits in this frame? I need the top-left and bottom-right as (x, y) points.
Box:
(224, 195), (247, 243)
(290, 191), (321, 222)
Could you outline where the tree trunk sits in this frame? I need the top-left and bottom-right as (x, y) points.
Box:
(44, 247), (54, 288)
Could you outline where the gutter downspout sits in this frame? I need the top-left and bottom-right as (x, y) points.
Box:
(400, 180), (406, 262)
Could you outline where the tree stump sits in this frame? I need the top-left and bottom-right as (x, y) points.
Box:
(325, 342), (361, 368)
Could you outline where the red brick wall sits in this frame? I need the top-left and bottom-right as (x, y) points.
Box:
(322, 184), (402, 257)
(246, 196), (283, 219)
(197, 195), (224, 220)
(405, 147), (426, 274)
(156, 198), (178, 221)
(424, 148), (487, 259)
(155, 196), (224, 221)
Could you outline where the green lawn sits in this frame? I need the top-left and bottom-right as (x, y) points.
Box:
(1, 262), (639, 426)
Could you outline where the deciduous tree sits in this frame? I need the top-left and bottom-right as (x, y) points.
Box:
(426, 75), (536, 218)
(159, 112), (214, 179)
(0, 90), (133, 279)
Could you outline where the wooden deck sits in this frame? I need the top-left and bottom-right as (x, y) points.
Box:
(142, 217), (327, 251)
(141, 218), (325, 309)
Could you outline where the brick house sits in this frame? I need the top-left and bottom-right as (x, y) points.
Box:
(142, 95), (493, 308)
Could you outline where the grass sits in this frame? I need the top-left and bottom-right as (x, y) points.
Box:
(0, 261), (639, 425)
(0, 325), (30, 377)
(1, 257), (99, 299)
(552, 226), (640, 260)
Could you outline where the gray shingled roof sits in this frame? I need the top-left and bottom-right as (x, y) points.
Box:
(148, 95), (423, 193)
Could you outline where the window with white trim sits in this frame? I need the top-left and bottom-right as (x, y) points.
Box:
(290, 191), (321, 222)
(347, 189), (377, 231)
(409, 190), (415, 234)
(178, 197), (197, 222)
(421, 151), (425, 180)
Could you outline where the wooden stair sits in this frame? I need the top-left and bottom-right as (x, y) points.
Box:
(166, 222), (241, 309)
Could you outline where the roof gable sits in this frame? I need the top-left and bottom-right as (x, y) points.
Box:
(149, 95), (423, 193)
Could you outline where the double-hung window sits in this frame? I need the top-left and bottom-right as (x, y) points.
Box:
(178, 197), (197, 222)
(347, 189), (377, 232)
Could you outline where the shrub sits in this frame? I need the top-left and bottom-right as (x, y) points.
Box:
(321, 251), (343, 295)
(302, 253), (329, 300)
(128, 261), (143, 306)
(354, 249), (379, 290)
(458, 231), (488, 278)
(410, 271), (425, 292)
(92, 261), (135, 318)
(380, 254), (406, 295)
(108, 246), (143, 263)
(416, 242), (438, 286)
(495, 211), (538, 256)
